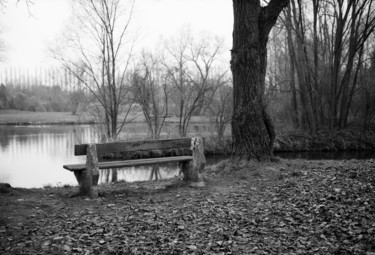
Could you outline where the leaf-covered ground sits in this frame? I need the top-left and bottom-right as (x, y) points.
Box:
(1, 159), (374, 254)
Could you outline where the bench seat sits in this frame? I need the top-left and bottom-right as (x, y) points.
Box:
(63, 156), (193, 172)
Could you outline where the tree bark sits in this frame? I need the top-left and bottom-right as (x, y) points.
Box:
(285, 4), (299, 128)
(231, 0), (289, 160)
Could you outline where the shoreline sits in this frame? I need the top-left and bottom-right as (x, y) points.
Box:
(0, 110), (212, 126)
(1, 110), (375, 155)
(0, 121), (96, 126)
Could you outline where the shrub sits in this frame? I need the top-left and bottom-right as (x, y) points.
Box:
(25, 96), (47, 112)
(12, 92), (27, 110)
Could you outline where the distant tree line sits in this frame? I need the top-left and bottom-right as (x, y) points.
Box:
(0, 84), (76, 112)
(0, 66), (85, 89)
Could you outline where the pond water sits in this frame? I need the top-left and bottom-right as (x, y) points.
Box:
(1, 124), (374, 188)
(0, 124), (216, 188)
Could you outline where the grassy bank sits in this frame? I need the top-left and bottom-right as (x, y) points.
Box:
(203, 130), (375, 156)
(0, 110), (94, 125)
(1, 159), (374, 254)
(0, 110), (211, 125)
(1, 110), (375, 155)
(275, 129), (375, 152)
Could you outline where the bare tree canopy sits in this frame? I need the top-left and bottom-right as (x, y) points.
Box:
(131, 50), (170, 139)
(0, 0), (33, 11)
(265, 0), (375, 133)
(53, 0), (136, 139)
(162, 30), (227, 137)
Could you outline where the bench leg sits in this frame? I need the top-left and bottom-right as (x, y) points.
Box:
(181, 137), (206, 187)
(150, 165), (161, 181)
(74, 171), (83, 189)
(111, 169), (118, 182)
(75, 144), (100, 198)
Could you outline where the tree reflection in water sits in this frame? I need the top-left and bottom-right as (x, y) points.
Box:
(149, 165), (161, 181)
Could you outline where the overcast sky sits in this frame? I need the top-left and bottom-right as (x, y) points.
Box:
(0, 0), (233, 69)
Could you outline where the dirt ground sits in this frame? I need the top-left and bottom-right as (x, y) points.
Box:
(1, 158), (374, 255)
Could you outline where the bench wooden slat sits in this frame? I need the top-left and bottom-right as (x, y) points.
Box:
(63, 155), (193, 172)
(74, 138), (192, 156)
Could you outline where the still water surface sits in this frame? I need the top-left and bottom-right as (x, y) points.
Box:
(2, 124), (373, 188)
(0, 124), (200, 188)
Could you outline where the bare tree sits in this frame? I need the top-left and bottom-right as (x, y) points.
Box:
(53, 0), (135, 139)
(131, 51), (170, 139)
(63, 63), (88, 115)
(360, 49), (375, 131)
(335, 0), (375, 128)
(0, 0), (33, 10)
(279, 0), (375, 131)
(208, 81), (232, 143)
(162, 30), (226, 137)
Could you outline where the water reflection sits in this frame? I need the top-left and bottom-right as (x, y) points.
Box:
(0, 125), (98, 188)
(98, 165), (180, 184)
(0, 125), (186, 188)
(4, 123), (374, 188)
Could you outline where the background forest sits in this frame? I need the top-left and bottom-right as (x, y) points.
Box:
(1, 0), (375, 137)
(267, 0), (375, 134)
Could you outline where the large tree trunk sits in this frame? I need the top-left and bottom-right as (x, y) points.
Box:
(231, 0), (288, 160)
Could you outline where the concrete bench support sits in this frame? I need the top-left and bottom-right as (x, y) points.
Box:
(74, 144), (100, 198)
(181, 137), (206, 186)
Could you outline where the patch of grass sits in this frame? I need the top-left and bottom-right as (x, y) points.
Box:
(275, 128), (375, 152)
(204, 135), (232, 156)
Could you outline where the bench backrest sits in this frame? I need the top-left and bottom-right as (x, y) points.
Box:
(74, 138), (193, 156)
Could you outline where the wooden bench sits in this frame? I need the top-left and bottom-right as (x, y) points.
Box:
(63, 137), (206, 197)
